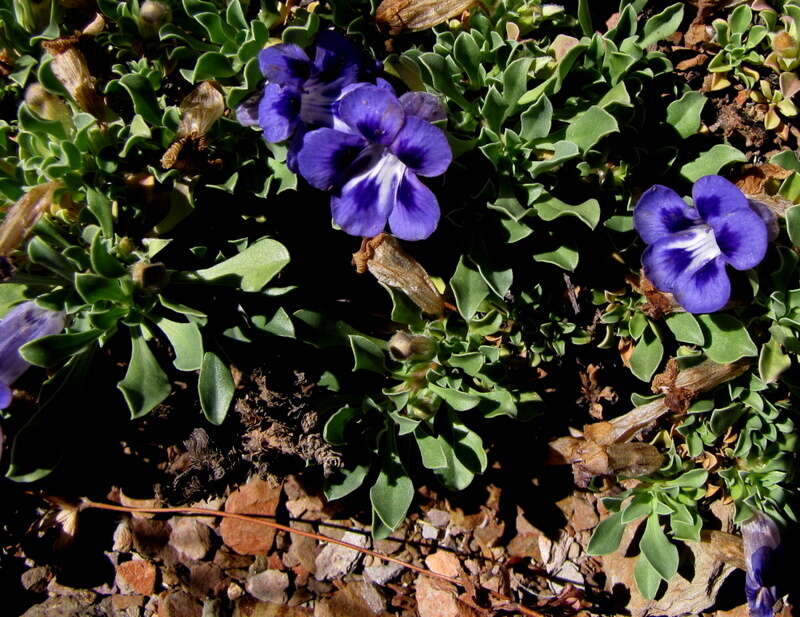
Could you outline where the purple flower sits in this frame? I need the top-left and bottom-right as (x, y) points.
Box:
(0, 301), (65, 409)
(237, 31), (375, 162)
(297, 85), (452, 240)
(634, 175), (770, 313)
(742, 512), (781, 617)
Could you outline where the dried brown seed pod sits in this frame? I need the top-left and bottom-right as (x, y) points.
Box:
(161, 82), (225, 169)
(41, 38), (109, 120)
(388, 331), (438, 362)
(0, 182), (62, 256)
(139, 1), (172, 39)
(353, 233), (444, 315)
(376, 0), (475, 35)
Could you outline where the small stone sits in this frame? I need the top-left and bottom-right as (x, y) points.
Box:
(116, 560), (157, 596)
(315, 581), (387, 617)
(113, 521), (134, 553)
(20, 595), (94, 617)
(363, 561), (403, 585)
(245, 569), (289, 603)
(158, 591), (202, 617)
(415, 577), (478, 617)
(314, 532), (368, 581)
(112, 595), (146, 610)
(130, 519), (171, 558)
(425, 509), (450, 528)
(424, 551), (461, 578)
(419, 522), (439, 540)
(169, 517), (212, 561)
(220, 478), (282, 556)
(21, 566), (51, 593)
(182, 562), (228, 598)
(285, 525), (317, 573)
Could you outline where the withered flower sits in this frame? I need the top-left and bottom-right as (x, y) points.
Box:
(388, 331), (437, 362)
(41, 38), (110, 120)
(24, 83), (70, 123)
(353, 233), (444, 315)
(376, 0), (475, 35)
(138, 1), (171, 39)
(161, 81), (225, 169)
(0, 181), (62, 256)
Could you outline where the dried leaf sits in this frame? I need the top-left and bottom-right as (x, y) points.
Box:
(376, 0), (474, 35)
(353, 233), (444, 315)
(0, 182), (62, 256)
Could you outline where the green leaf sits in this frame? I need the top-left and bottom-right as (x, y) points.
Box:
(323, 406), (359, 446)
(533, 244), (579, 271)
(577, 0), (592, 35)
(448, 352), (485, 376)
(414, 424), (447, 469)
(635, 553), (662, 600)
(759, 337), (791, 383)
(75, 273), (129, 304)
(630, 324), (664, 381)
(86, 187), (114, 238)
(534, 195), (601, 229)
(529, 140), (580, 177)
(370, 430), (414, 531)
(640, 514), (679, 581)
(453, 32), (482, 85)
(117, 329), (171, 419)
(434, 411), (487, 491)
(450, 257), (490, 321)
(520, 95), (552, 142)
(502, 57), (533, 111)
(565, 105), (619, 153)
(696, 314), (757, 363)
(785, 204), (800, 246)
(325, 462), (369, 501)
(194, 239), (290, 292)
(0, 284), (29, 317)
(20, 330), (102, 367)
(639, 3), (684, 47)
(90, 233), (126, 278)
(27, 237), (74, 278)
(349, 334), (386, 374)
(680, 144), (746, 182)
(664, 312), (704, 346)
(252, 307), (295, 338)
(428, 383), (480, 411)
(185, 51), (237, 82)
(666, 91), (707, 139)
(198, 351), (234, 425)
(587, 511), (625, 555)
(154, 317), (203, 371)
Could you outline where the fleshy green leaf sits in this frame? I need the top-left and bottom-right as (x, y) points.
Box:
(117, 329), (171, 419)
(666, 91), (707, 139)
(565, 106), (619, 153)
(450, 257), (490, 321)
(696, 314), (757, 363)
(198, 351), (234, 425)
(370, 430), (414, 531)
(640, 514), (679, 581)
(194, 239), (290, 292)
(680, 144), (746, 182)
(587, 511), (625, 555)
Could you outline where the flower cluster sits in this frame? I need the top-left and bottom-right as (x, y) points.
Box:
(0, 301), (65, 409)
(239, 32), (452, 241)
(634, 175), (772, 313)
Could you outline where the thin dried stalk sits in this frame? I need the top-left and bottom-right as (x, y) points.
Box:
(0, 181), (62, 256)
(353, 233), (444, 315)
(376, 0), (474, 34)
(41, 38), (109, 119)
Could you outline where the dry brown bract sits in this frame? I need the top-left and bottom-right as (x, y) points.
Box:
(0, 181), (62, 256)
(376, 0), (475, 34)
(353, 233), (444, 315)
(161, 81), (225, 170)
(41, 37), (110, 120)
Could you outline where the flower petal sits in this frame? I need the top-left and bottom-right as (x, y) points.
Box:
(641, 226), (721, 294)
(388, 171), (441, 240)
(258, 83), (301, 143)
(297, 128), (367, 190)
(634, 185), (701, 244)
(258, 44), (311, 87)
(331, 152), (405, 237)
(673, 256), (731, 313)
(312, 30), (363, 85)
(389, 115), (452, 177)
(0, 383), (10, 409)
(337, 85), (405, 146)
(399, 92), (447, 123)
(235, 91), (262, 127)
(748, 199), (779, 242)
(0, 302), (65, 386)
(713, 206), (768, 271)
(692, 174), (750, 222)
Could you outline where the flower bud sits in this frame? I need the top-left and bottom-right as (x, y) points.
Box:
(41, 38), (110, 120)
(388, 331), (437, 362)
(131, 261), (169, 291)
(0, 181), (62, 256)
(24, 83), (70, 123)
(138, 1), (171, 39)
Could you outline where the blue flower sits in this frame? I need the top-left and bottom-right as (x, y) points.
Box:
(297, 84), (452, 241)
(742, 512), (781, 617)
(634, 175), (771, 313)
(236, 31), (375, 168)
(0, 301), (65, 409)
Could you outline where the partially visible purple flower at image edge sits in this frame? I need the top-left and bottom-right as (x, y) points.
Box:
(297, 84), (452, 241)
(633, 175), (773, 313)
(742, 512), (781, 617)
(0, 301), (65, 409)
